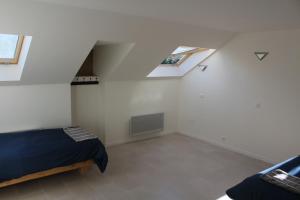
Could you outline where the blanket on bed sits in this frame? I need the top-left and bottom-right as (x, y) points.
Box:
(226, 156), (300, 200)
(0, 128), (108, 182)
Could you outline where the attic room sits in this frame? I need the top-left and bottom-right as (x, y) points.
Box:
(0, 0), (299, 200)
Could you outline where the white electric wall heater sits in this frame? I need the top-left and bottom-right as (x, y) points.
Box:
(130, 113), (164, 136)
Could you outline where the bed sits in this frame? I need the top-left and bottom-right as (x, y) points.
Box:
(0, 128), (108, 188)
(226, 156), (300, 200)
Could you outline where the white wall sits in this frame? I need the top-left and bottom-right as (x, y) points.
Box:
(71, 85), (105, 141)
(178, 29), (300, 164)
(104, 80), (179, 146)
(0, 84), (71, 133)
(71, 79), (179, 146)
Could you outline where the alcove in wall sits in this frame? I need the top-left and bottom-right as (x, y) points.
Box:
(70, 41), (134, 144)
(71, 45), (104, 141)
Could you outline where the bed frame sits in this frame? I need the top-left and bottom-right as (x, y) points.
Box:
(0, 160), (93, 189)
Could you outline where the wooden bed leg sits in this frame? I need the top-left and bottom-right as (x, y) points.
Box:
(79, 165), (91, 174)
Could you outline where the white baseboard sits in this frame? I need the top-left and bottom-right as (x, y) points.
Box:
(178, 132), (275, 164)
(105, 131), (174, 147)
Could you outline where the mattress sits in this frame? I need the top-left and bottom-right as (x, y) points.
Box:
(0, 128), (108, 182)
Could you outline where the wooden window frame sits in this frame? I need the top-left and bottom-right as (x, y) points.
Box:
(162, 48), (208, 67)
(0, 35), (24, 65)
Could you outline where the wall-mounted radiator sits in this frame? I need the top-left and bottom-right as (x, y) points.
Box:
(129, 113), (164, 136)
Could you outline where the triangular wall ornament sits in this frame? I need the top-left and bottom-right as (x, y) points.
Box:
(255, 52), (269, 61)
(197, 64), (208, 71)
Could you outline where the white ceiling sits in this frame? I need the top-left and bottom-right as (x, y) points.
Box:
(2, 0), (299, 85)
(0, 1), (233, 85)
(35, 0), (300, 32)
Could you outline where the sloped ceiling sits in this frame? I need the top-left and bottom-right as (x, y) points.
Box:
(35, 0), (300, 32)
(0, 1), (234, 85)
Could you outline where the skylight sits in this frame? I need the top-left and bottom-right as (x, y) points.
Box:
(161, 46), (206, 66)
(148, 46), (216, 78)
(0, 34), (32, 82)
(161, 53), (187, 65)
(0, 34), (24, 64)
(171, 46), (197, 54)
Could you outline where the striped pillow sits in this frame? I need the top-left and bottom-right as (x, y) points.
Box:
(63, 127), (98, 142)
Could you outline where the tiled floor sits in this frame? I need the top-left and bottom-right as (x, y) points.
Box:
(0, 133), (270, 200)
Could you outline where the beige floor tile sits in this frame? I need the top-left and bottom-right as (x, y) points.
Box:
(0, 133), (270, 200)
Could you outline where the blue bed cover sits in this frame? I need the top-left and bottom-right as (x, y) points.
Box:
(0, 128), (108, 182)
(226, 156), (300, 200)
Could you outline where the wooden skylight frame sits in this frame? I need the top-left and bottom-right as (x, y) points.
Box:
(161, 47), (208, 67)
(0, 35), (24, 65)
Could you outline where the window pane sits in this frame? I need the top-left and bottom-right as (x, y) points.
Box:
(0, 34), (19, 59)
(161, 54), (185, 65)
(171, 46), (197, 55)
